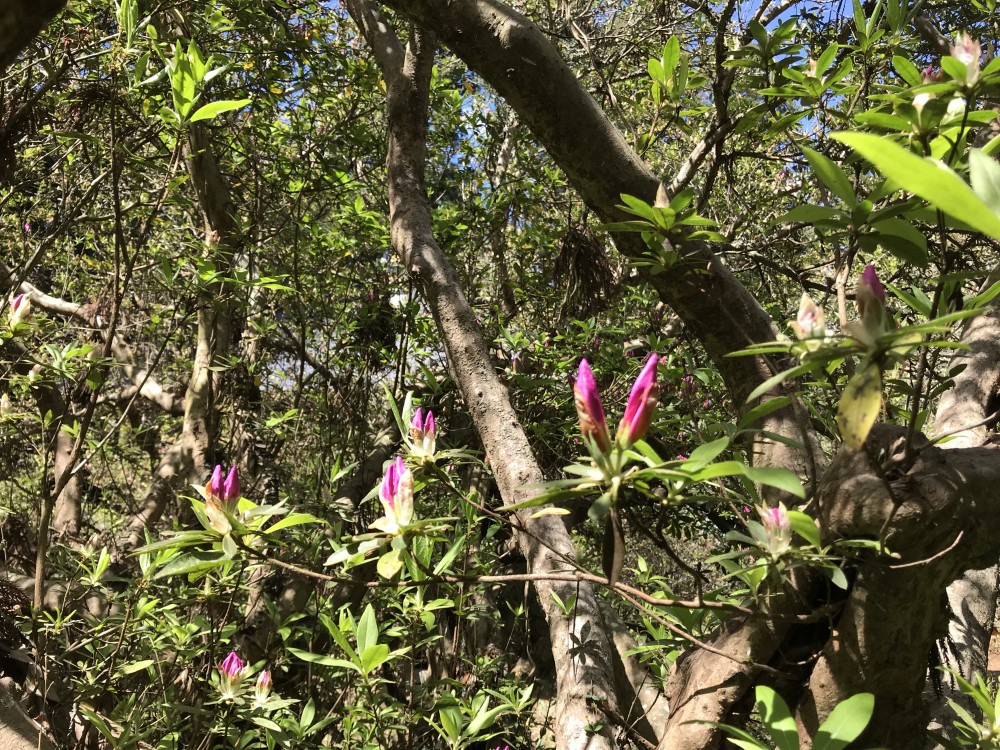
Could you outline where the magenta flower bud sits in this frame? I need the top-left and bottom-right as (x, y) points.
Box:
(372, 456), (414, 534)
(618, 354), (660, 446)
(8, 293), (30, 327)
(856, 264), (886, 330)
(220, 651), (244, 678)
(409, 408), (437, 459)
(223, 466), (240, 505)
(757, 503), (793, 557)
(207, 465), (224, 499)
(573, 359), (611, 453)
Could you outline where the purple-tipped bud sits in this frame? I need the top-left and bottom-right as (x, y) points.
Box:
(573, 359), (611, 453)
(220, 651), (244, 678)
(372, 456), (414, 534)
(618, 354), (660, 446)
(207, 465), (224, 499)
(8, 294), (30, 327)
(856, 264), (886, 328)
(409, 408), (437, 459)
(255, 670), (271, 702)
(758, 502), (793, 557)
(409, 407), (424, 439)
(223, 466), (240, 505)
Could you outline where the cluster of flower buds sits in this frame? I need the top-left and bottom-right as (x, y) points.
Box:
(371, 456), (414, 535)
(203, 465), (240, 534)
(573, 354), (660, 456)
(757, 502), (792, 558)
(409, 407), (436, 461)
(8, 294), (30, 328)
(217, 650), (272, 705)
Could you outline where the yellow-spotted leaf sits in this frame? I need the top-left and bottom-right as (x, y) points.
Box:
(836, 365), (882, 450)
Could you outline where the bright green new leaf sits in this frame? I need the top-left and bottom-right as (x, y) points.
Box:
(801, 146), (856, 206)
(836, 364), (882, 450)
(755, 685), (799, 750)
(833, 132), (1000, 241)
(812, 692), (875, 750)
(969, 148), (1000, 217)
(189, 98), (252, 123)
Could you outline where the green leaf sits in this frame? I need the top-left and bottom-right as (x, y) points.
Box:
(969, 148), (1000, 216)
(357, 604), (378, 654)
(832, 132), (1000, 241)
(813, 692), (875, 750)
(360, 644), (390, 675)
(265, 512), (323, 534)
(801, 146), (856, 206)
(288, 648), (358, 673)
(377, 547), (405, 579)
(188, 98), (252, 123)
(685, 437), (730, 470)
(755, 685), (799, 750)
(836, 364), (882, 450)
(152, 550), (228, 579)
(891, 55), (923, 86)
(737, 397), (792, 430)
(118, 659), (156, 675)
(787, 509), (820, 548)
(741, 466), (806, 499)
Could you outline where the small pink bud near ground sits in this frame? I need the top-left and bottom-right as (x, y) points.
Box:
(573, 359), (611, 453)
(8, 294), (30, 327)
(618, 354), (660, 446)
(790, 293), (825, 340)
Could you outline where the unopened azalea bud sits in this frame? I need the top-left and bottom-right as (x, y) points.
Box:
(8, 294), (30, 327)
(220, 651), (244, 677)
(573, 359), (611, 454)
(207, 465), (224, 500)
(790, 293), (826, 340)
(371, 456), (414, 534)
(255, 669), (271, 703)
(913, 92), (932, 113)
(218, 651), (246, 700)
(223, 466), (240, 507)
(409, 408), (437, 459)
(618, 354), (660, 446)
(856, 264), (886, 330)
(950, 32), (981, 86)
(758, 502), (792, 557)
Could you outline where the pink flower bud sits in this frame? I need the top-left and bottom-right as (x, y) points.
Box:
(220, 651), (244, 678)
(573, 359), (611, 453)
(8, 294), (30, 327)
(856, 264), (886, 330)
(223, 466), (240, 505)
(950, 32), (981, 86)
(409, 409), (437, 458)
(757, 503), (793, 557)
(207, 465), (224, 500)
(255, 669), (271, 702)
(790, 293), (826, 340)
(618, 354), (659, 446)
(372, 456), (414, 534)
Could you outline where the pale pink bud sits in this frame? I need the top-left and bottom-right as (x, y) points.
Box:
(618, 354), (660, 446)
(409, 408), (437, 458)
(950, 32), (981, 86)
(8, 294), (30, 327)
(255, 669), (271, 702)
(758, 503), (793, 557)
(790, 293), (825, 340)
(573, 359), (611, 453)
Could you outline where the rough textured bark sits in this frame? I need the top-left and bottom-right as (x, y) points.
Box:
(793, 427), (1000, 748)
(344, 4), (623, 746)
(0, 0), (65, 74)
